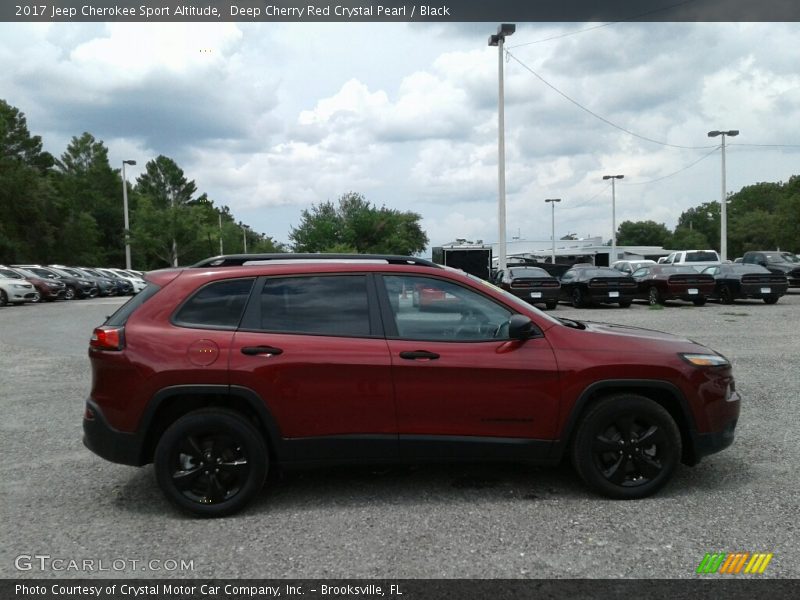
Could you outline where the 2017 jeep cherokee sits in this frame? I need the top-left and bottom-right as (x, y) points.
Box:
(83, 254), (740, 517)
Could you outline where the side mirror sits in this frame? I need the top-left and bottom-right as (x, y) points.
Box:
(508, 314), (534, 340)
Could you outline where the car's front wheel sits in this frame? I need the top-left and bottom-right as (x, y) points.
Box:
(571, 394), (681, 499)
(154, 409), (268, 517)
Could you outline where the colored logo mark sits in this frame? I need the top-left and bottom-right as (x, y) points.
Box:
(697, 552), (774, 574)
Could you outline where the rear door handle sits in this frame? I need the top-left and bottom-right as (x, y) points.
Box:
(241, 346), (283, 356)
(399, 350), (440, 360)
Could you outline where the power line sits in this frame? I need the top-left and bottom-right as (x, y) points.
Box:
(506, 50), (716, 150)
(507, 0), (700, 49)
(622, 146), (720, 186)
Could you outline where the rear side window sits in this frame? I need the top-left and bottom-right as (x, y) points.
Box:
(173, 278), (254, 330)
(686, 251), (719, 262)
(257, 275), (370, 337)
(106, 284), (161, 326)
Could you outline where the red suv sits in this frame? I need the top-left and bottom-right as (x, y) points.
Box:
(84, 254), (741, 517)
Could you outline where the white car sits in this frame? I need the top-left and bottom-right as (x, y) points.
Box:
(611, 259), (657, 275)
(0, 276), (37, 306)
(105, 268), (147, 293)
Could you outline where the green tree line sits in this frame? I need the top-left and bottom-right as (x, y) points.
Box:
(1, 99), (427, 269)
(616, 178), (799, 257)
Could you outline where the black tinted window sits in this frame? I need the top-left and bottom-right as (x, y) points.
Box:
(106, 284), (161, 326)
(258, 275), (370, 337)
(174, 278), (254, 329)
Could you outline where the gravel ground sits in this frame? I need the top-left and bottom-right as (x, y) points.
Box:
(1, 291), (798, 579)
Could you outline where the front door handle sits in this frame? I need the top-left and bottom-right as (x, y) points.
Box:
(399, 350), (440, 360)
(241, 345), (283, 356)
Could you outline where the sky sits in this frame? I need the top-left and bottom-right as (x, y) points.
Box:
(1, 20), (799, 251)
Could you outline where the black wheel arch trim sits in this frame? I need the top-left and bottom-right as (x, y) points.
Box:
(551, 379), (702, 465)
(135, 384), (284, 464)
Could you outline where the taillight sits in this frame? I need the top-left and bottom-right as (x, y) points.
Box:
(90, 326), (125, 351)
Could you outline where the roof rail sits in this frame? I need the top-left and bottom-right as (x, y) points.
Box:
(191, 253), (441, 268)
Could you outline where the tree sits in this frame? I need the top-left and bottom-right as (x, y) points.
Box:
(132, 156), (200, 267)
(52, 133), (122, 264)
(616, 220), (672, 247)
(0, 100), (55, 263)
(290, 192), (428, 255)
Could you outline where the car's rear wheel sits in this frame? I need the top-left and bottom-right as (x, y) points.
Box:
(571, 394), (681, 499)
(719, 285), (734, 304)
(692, 296), (707, 306)
(763, 295), (779, 305)
(545, 300), (558, 310)
(154, 409), (268, 518)
(572, 287), (586, 308)
(618, 299), (632, 308)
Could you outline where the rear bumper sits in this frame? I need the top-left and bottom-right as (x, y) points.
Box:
(508, 288), (560, 303)
(83, 399), (146, 466)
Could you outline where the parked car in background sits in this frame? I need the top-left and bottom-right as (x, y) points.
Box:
(93, 268), (135, 295)
(50, 266), (116, 297)
(630, 265), (715, 306)
(611, 259), (657, 275)
(494, 266), (560, 310)
(12, 265), (98, 300)
(0, 266), (66, 302)
(741, 251), (800, 287)
(660, 250), (721, 272)
(701, 264), (788, 304)
(559, 266), (636, 308)
(0, 272), (37, 306)
(104, 268), (147, 293)
(83, 253), (741, 517)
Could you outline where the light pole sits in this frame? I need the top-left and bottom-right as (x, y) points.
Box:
(218, 213), (224, 254)
(489, 23), (515, 273)
(603, 175), (624, 265)
(241, 223), (249, 253)
(121, 159), (136, 270)
(544, 198), (561, 264)
(707, 129), (738, 261)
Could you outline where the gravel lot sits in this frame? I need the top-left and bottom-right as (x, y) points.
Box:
(1, 291), (798, 579)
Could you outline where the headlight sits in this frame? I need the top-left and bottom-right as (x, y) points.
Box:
(680, 353), (730, 367)
(13, 284), (30, 289)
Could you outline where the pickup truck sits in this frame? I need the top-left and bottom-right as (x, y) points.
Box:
(661, 250), (721, 272)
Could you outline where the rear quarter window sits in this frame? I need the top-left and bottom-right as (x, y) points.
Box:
(172, 278), (255, 330)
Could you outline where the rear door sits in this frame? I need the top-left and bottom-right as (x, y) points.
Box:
(229, 273), (396, 461)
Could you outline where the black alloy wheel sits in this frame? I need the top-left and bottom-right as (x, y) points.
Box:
(572, 395), (681, 499)
(719, 285), (734, 304)
(647, 286), (662, 306)
(154, 409), (268, 517)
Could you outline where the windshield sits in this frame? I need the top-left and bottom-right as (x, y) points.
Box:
(686, 251), (719, 262)
(764, 253), (792, 264)
(0, 268), (24, 279)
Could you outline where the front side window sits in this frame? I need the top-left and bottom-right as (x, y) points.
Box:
(383, 275), (512, 341)
(258, 275), (371, 337)
(173, 278), (254, 330)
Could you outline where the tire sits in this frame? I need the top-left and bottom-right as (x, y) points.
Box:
(719, 285), (734, 304)
(763, 295), (779, 305)
(30, 292), (42, 303)
(545, 300), (558, 310)
(64, 286), (76, 300)
(572, 287), (586, 308)
(618, 299), (632, 308)
(0, 290), (8, 307)
(571, 394), (681, 499)
(692, 296), (707, 307)
(154, 409), (268, 518)
(647, 286), (663, 306)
